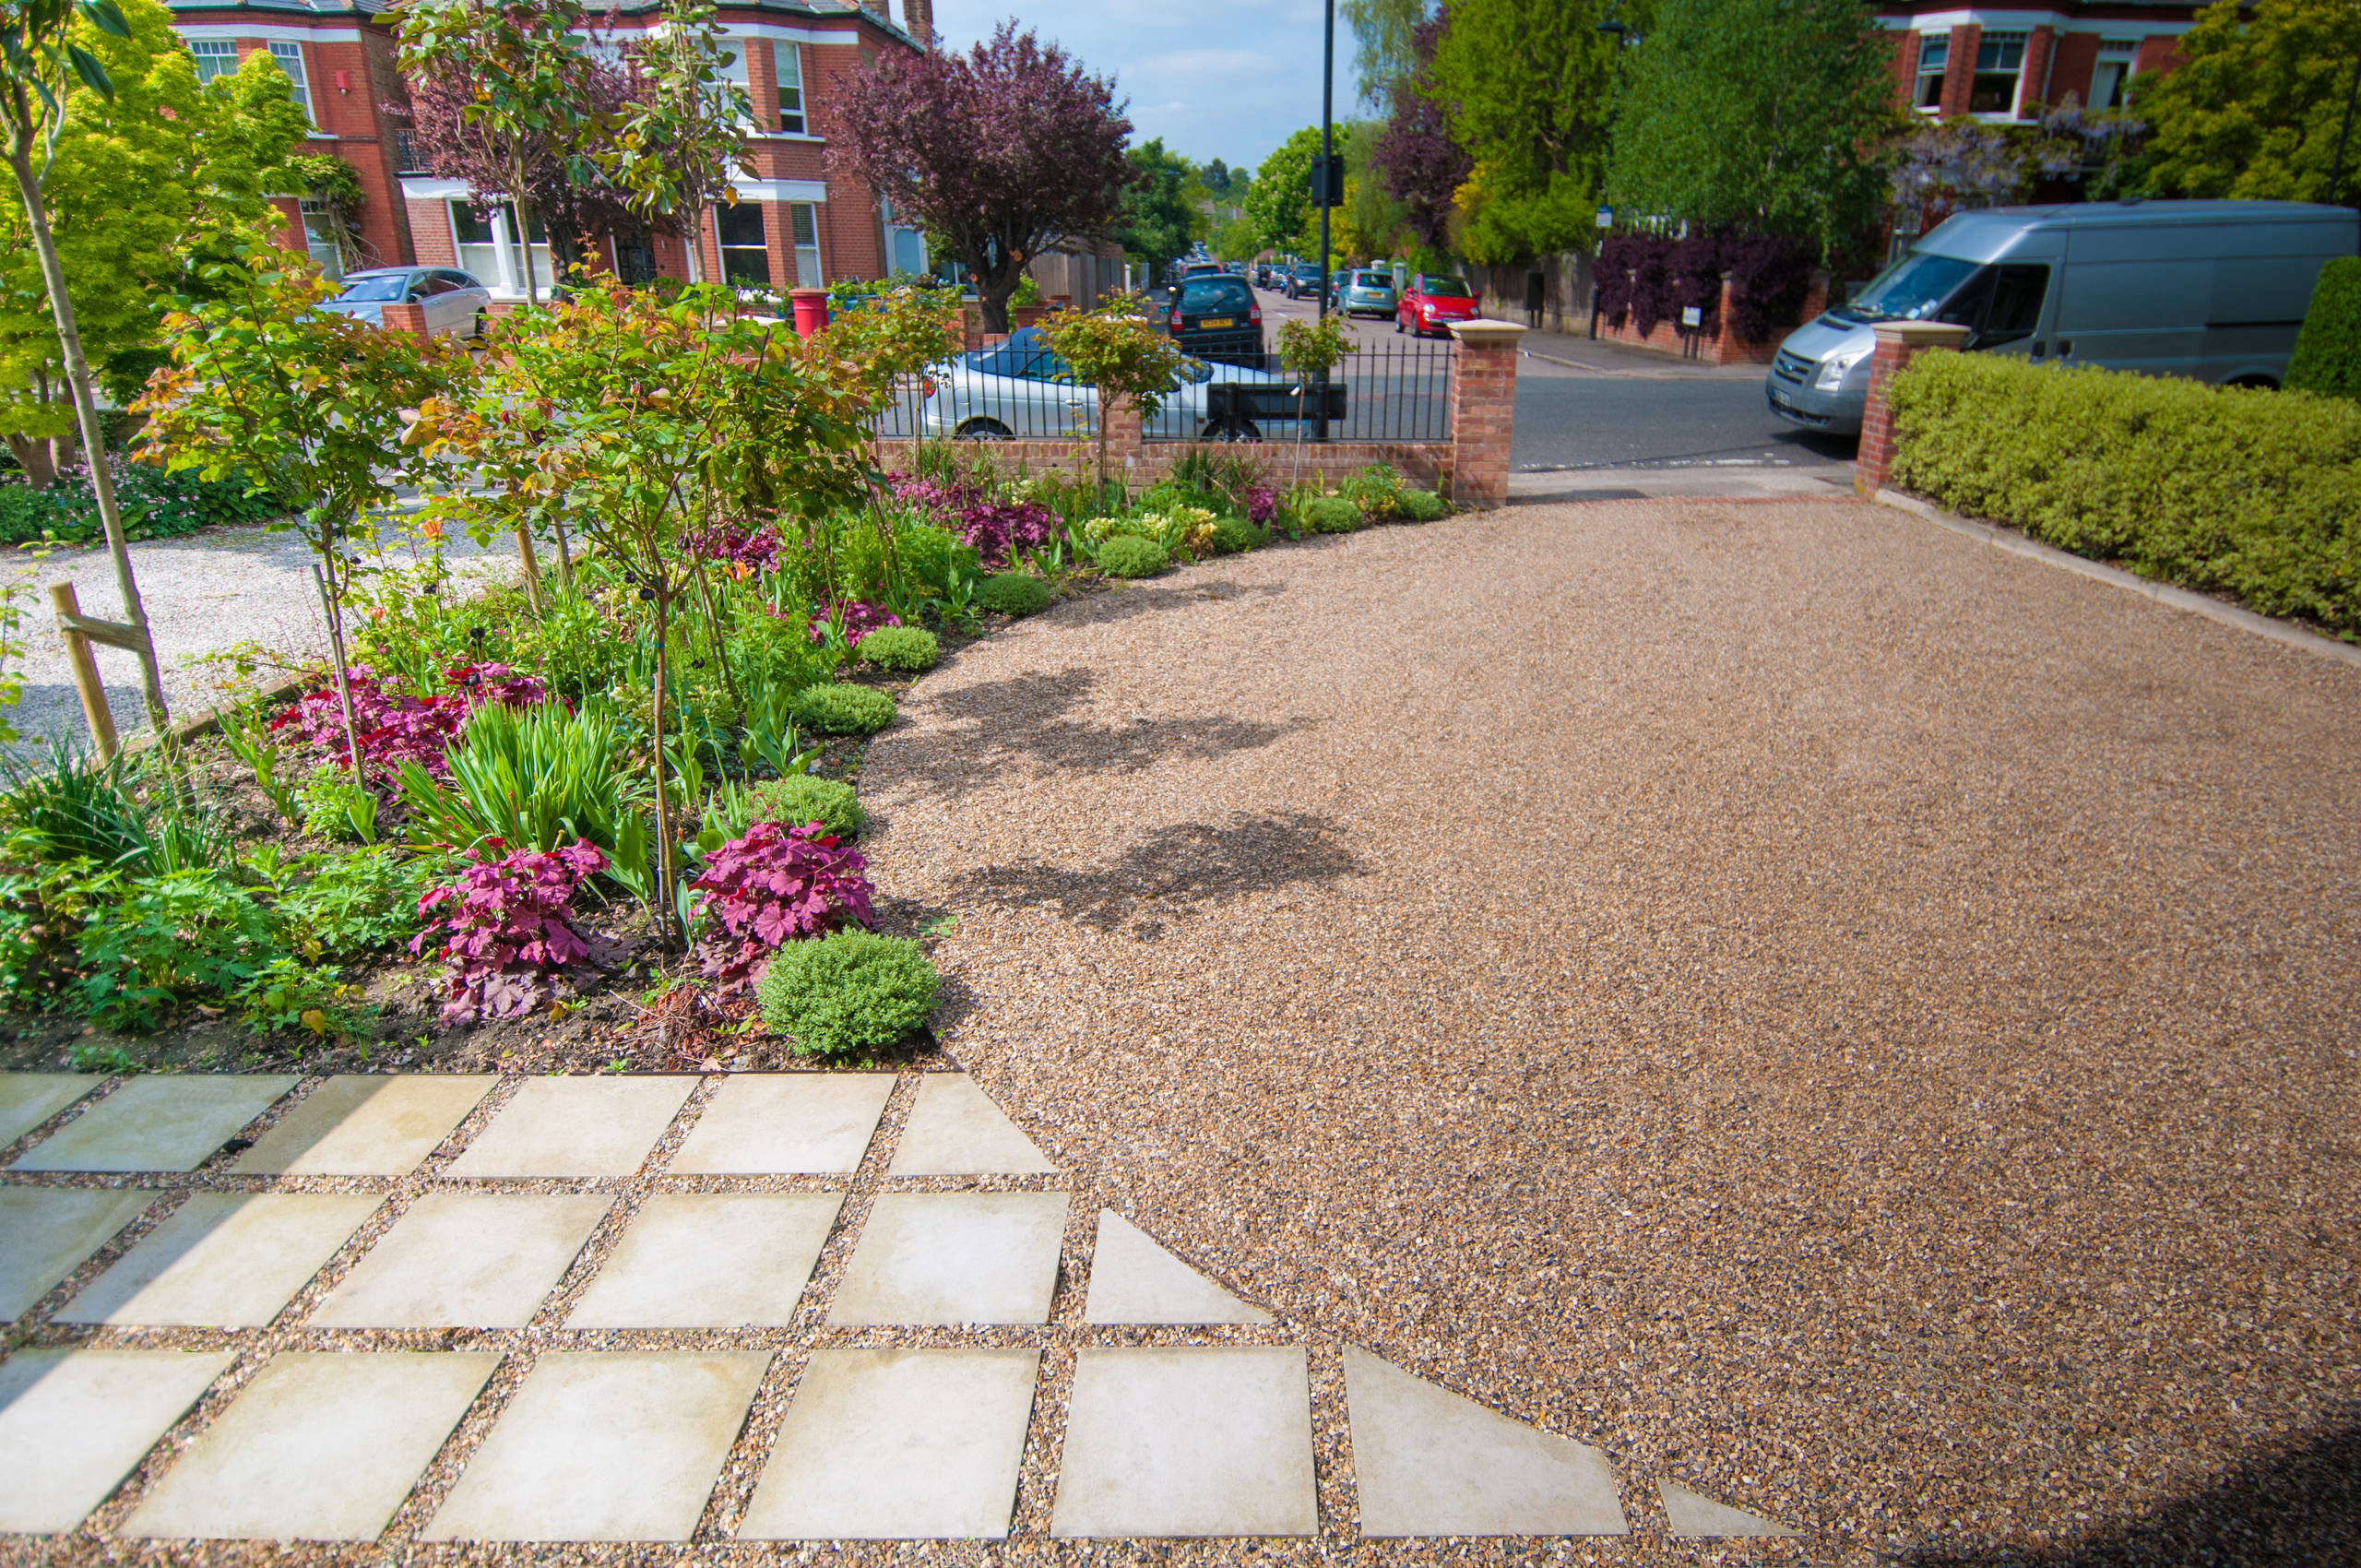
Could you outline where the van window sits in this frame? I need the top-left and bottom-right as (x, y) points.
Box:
(1837, 250), (1979, 323)
(1179, 279), (1253, 315)
(1980, 265), (2049, 345)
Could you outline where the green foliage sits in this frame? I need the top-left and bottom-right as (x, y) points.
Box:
(397, 698), (653, 873)
(233, 955), (372, 1039)
(1343, 0), (1430, 105)
(1209, 514), (1263, 552)
(1096, 535), (1170, 576)
(755, 927), (940, 1057)
(1040, 294), (1193, 484)
(300, 768), (380, 845)
(1247, 126), (1323, 255)
(274, 847), (433, 958)
(893, 525), (981, 600)
(789, 682), (897, 735)
(1300, 495), (1363, 533)
(1340, 462), (1406, 519)
(74, 869), (277, 1032)
(1888, 351), (2361, 637)
(1606, 0), (1899, 261)
(1118, 136), (1204, 267)
(749, 774), (863, 837)
(1, 742), (226, 873)
(2136, 0), (2361, 202)
(1430, 0), (1617, 262)
(0, 461), (284, 545)
(857, 624), (939, 673)
(975, 572), (1051, 615)
(1394, 487), (1450, 522)
(1275, 313), (1360, 380)
(2288, 256), (2361, 402)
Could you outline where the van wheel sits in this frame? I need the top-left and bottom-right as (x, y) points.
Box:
(469, 312), (487, 341)
(955, 417), (1014, 441)
(1200, 415), (1263, 443)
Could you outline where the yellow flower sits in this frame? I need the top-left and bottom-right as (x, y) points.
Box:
(419, 517), (445, 542)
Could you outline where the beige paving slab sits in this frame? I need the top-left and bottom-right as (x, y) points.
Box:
(0, 1348), (235, 1534)
(307, 1194), (611, 1329)
(57, 1194), (381, 1328)
(0, 1188), (156, 1320)
(829, 1192), (1068, 1326)
(887, 1075), (1056, 1175)
(233, 1075), (497, 1175)
(10, 1075), (298, 1172)
(740, 1348), (1038, 1540)
(1343, 1348), (1628, 1537)
(421, 1351), (770, 1542)
(1051, 1348), (1316, 1538)
(445, 1075), (697, 1178)
(668, 1073), (893, 1174)
(1084, 1210), (1273, 1325)
(565, 1194), (841, 1328)
(0, 1073), (100, 1147)
(1658, 1479), (1798, 1538)
(124, 1352), (498, 1541)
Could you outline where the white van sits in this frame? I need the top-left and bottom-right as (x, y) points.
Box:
(1766, 199), (2360, 435)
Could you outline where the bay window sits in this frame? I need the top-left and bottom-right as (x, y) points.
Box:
(1969, 31), (2026, 116)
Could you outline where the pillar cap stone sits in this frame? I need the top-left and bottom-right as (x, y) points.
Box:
(1448, 319), (1528, 346)
(1869, 320), (1972, 348)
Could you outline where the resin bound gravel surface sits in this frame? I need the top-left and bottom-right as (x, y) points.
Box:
(862, 497), (2361, 1566)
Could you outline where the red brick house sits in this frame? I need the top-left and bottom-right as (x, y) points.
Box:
(164, 0), (938, 299)
(1875, 3), (2199, 122)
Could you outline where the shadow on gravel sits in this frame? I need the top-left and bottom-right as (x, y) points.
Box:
(898, 667), (1310, 794)
(1048, 577), (1287, 628)
(943, 810), (1365, 938)
(1908, 1420), (2360, 1568)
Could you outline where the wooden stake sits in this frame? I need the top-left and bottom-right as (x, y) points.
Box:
(49, 581), (117, 762)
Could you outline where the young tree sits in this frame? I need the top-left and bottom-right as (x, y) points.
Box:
(1428, 0), (1619, 264)
(825, 22), (1136, 332)
(2136, 0), (2361, 201)
(1, 0), (172, 736)
(1116, 137), (1198, 280)
(1246, 126), (1324, 257)
(1606, 0), (1900, 261)
(1038, 294), (1188, 488)
(1372, 16), (1471, 255)
(597, 0), (752, 264)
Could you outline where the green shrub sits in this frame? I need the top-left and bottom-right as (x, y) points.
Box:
(1395, 488), (1450, 522)
(2288, 256), (2361, 403)
(749, 774), (865, 837)
(0, 463), (287, 548)
(896, 525), (981, 596)
(1299, 495), (1361, 533)
(1888, 352), (2361, 637)
(276, 848), (433, 957)
(300, 769), (380, 845)
(1097, 535), (1169, 577)
(76, 870), (279, 1032)
(396, 700), (650, 879)
(1209, 514), (1262, 553)
(975, 572), (1051, 615)
(756, 928), (940, 1056)
(789, 682), (898, 735)
(1340, 463), (1406, 519)
(857, 624), (940, 672)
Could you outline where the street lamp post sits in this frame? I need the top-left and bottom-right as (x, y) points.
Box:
(1318, 0), (1335, 323)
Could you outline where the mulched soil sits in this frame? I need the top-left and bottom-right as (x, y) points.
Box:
(856, 496), (2361, 1566)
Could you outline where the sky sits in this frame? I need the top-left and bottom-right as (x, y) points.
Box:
(925, 0), (1370, 175)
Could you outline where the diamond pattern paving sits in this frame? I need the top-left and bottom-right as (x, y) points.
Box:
(0, 1070), (1800, 1552)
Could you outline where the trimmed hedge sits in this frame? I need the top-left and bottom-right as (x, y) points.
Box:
(1208, 514), (1262, 553)
(975, 572), (1050, 615)
(1097, 536), (1168, 577)
(1299, 495), (1361, 533)
(789, 682), (898, 735)
(856, 625), (940, 672)
(1395, 488), (1450, 522)
(2288, 256), (2361, 403)
(749, 775), (864, 838)
(1887, 352), (2361, 637)
(756, 928), (939, 1057)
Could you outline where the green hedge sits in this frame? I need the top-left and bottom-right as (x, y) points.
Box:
(2288, 256), (2361, 403)
(1886, 352), (2361, 638)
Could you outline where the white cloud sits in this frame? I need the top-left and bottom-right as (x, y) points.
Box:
(1125, 49), (1282, 83)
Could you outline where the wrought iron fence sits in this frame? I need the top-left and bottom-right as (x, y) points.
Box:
(865, 339), (1455, 446)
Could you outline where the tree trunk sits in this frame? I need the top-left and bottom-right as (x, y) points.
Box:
(511, 179), (541, 307)
(973, 251), (1023, 334)
(649, 585), (680, 946)
(6, 433), (54, 491)
(6, 122), (172, 742)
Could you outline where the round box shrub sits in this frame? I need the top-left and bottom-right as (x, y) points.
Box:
(975, 572), (1051, 615)
(749, 774), (865, 838)
(789, 682), (897, 735)
(1209, 515), (1262, 553)
(1097, 536), (1169, 577)
(1394, 488), (1450, 522)
(857, 624), (940, 673)
(757, 928), (940, 1057)
(1300, 495), (1361, 533)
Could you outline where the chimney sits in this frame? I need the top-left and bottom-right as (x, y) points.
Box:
(858, 0), (887, 22)
(899, 0), (933, 44)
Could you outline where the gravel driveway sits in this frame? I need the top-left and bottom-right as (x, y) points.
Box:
(861, 497), (2361, 1563)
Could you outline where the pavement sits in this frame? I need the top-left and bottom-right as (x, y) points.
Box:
(0, 1068), (1792, 1550)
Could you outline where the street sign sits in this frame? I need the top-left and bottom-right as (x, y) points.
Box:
(1596, 205), (1613, 229)
(1311, 155), (1347, 208)
(1680, 305), (1703, 327)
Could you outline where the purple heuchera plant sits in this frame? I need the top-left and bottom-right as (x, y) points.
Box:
(889, 474), (1063, 568)
(686, 521), (784, 575)
(410, 839), (611, 1023)
(1240, 484), (1277, 525)
(274, 662), (548, 782)
(808, 599), (902, 647)
(689, 821), (877, 990)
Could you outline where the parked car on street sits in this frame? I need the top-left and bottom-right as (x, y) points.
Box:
(317, 267), (491, 338)
(1284, 264), (1325, 300)
(1342, 268), (1398, 318)
(1331, 270), (1350, 303)
(1163, 274), (1264, 365)
(1767, 199), (2361, 436)
(920, 327), (1314, 441)
(1396, 273), (1478, 337)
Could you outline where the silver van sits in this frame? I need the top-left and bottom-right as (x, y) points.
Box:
(1766, 199), (2360, 435)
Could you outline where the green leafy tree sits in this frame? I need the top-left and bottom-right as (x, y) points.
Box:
(1343, 0), (1432, 107)
(1, 0), (172, 737)
(1429, 0), (1619, 264)
(1039, 292), (1189, 486)
(2, 3), (305, 487)
(1248, 125), (1323, 256)
(2136, 0), (2361, 201)
(1274, 312), (1358, 480)
(1606, 0), (1899, 261)
(1115, 137), (1198, 279)
(597, 0), (752, 251)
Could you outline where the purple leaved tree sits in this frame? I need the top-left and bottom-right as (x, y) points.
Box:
(824, 23), (1137, 333)
(1370, 18), (1471, 255)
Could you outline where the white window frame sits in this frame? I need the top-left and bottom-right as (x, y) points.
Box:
(1969, 30), (2028, 119)
(717, 202), (772, 289)
(298, 197), (344, 280)
(777, 42), (806, 135)
(2090, 38), (2138, 112)
(189, 38), (238, 85)
(448, 200), (550, 297)
(267, 41), (313, 125)
(1915, 35), (1948, 113)
(789, 202), (822, 288)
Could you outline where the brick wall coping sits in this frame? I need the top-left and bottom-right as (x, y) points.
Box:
(1871, 320), (1973, 349)
(1449, 319), (1529, 346)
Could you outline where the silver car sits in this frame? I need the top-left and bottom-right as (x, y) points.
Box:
(920, 327), (1312, 442)
(317, 267), (492, 338)
(1341, 268), (1397, 318)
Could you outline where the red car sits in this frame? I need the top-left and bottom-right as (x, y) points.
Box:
(1396, 273), (1479, 338)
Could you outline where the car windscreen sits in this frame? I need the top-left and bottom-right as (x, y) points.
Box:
(967, 346), (1072, 380)
(1179, 280), (1252, 315)
(1353, 271), (1391, 286)
(1417, 277), (1472, 297)
(1833, 250), (1980, 323)
(335, 274), (411, 303)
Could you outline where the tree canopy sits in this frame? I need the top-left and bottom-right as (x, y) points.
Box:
(1113, 137), (1196, 275)
(2135, 0), (2361, 201)
(1428, 0), (1619, 264)
(1342, 0), (1431, 108)
(1606, 0), (1899, 261)
(1246, 125), (1323, 256)
(1371, 15), (1468, 255)
(825, 22), (1134, 331)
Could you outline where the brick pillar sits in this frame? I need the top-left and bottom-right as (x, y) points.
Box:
(1445, 318), (1525, 507)
(1855, 320), (1970, 497)
(1101, 393), (1144, 482)
(1939, 24), (1978, 117)
(902, 0), (933, 45)
(2019, 26), (2056, 116)
(379, 301), (431, 341)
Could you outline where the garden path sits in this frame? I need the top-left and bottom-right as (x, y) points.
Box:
(0, 1068), (1790, 1554)
(858, 495), (2361, 1564)
(4, 519), (517, 758)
